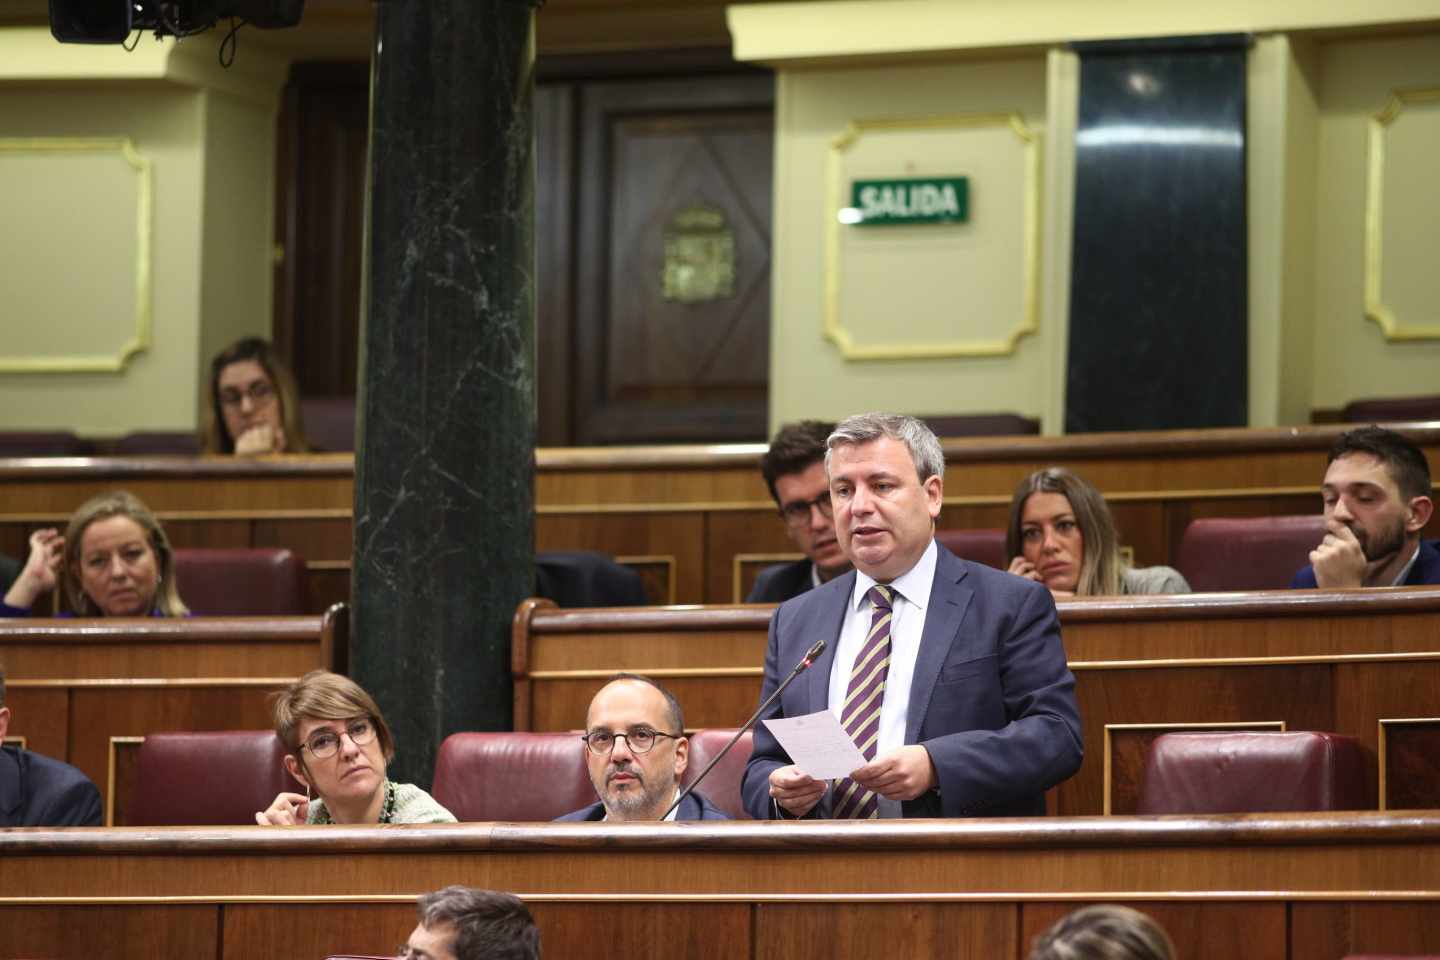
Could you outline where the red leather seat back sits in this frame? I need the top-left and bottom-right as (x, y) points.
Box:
(111, 431), (203, 455)
(130, 731), (292, 826)
(432, 732), (595, 822)
(915, 414), (1040, 437)
(1175, 515), (1325, 592)
(935, 528), (1008, 570)
(0, 431), (94, 457)
(300, 395), (357, 453)
(1137, 731), (1367, 815)
(172, 548), (307, 615)
(1342, 395), (1440, 423)
(684, 728), (754, 819)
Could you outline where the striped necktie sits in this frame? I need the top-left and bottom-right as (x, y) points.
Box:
(832, 583), (894, 819)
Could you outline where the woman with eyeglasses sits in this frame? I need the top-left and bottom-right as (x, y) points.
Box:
(255, 670), (456, 825)
(1, 490), (188, 618)
(202, 337), (311, 456)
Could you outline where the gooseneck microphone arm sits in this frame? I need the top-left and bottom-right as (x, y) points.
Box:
(663, 636), (827, 820)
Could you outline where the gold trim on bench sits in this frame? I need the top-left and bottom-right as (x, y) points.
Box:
(1102, 720), (1286, 816)
(615, 554), (677, 606)
(1377, 716), (1440, 811)
(733, 552), (804, 603)
(106, 735), (144, 828)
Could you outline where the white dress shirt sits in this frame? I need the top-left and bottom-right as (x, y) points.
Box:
(826, 538), (938, 818)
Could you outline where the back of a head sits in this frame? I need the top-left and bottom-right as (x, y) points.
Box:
(417, 886), (540, 960)
(1029, 905), (1175, 960)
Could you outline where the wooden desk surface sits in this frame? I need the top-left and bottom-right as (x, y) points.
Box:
(3, 813), (1440, 959)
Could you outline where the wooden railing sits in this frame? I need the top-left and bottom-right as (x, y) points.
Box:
(1, 607), (345, 812)
(512, 589), (1440, 816)
(2, 423), (1437, 604)
(3, 812), (1440, 958)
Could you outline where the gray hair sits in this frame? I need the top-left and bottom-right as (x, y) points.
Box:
(416, 886), (540, 960)
(825, 413), (945, 483)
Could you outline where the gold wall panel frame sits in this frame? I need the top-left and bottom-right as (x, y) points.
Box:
(0, 137), (153, 373)
(1377, 716), (1440, 811)
(1365, 87), (1440, 341)
(1101, 720), (1286, 815)
(824, 113), (1041, 360)
(105, 735), (145, 827)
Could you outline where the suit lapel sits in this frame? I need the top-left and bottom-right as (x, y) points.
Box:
(804, 573), (854, 713)
(0, 747), (23, 823)
(906, 547), (974, 743)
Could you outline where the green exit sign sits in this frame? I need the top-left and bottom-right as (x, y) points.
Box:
(848, 177), (969, 226)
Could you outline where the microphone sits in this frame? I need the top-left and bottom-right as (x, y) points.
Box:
(663, 636), (826, 820)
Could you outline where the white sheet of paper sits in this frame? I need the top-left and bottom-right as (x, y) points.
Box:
(762, 710), (867, 780)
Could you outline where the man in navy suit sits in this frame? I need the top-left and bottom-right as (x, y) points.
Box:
(1291, 425), (1440, 589)
(747, 421), (853, 603)
(742, 413), (1082, 819)
(557, 674), (729, 822)
(0, 665), (102, 827)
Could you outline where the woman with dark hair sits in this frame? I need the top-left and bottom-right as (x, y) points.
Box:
(1, 490), (188, 617)
(1006, 467), (1189, 598)
(255, 670), (455, 825)
(202, 337), (311, 455)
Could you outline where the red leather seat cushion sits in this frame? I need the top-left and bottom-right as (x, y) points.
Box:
(1137, 731), (1367, 815)
(130, 731), (292, 826)
(0, 432), (94, 457)
(935, 528), (1007, 570)
(431, 732), (595, 822)
(1175, 515), (1325, 592)
(172, 548), (307, 615)
(684, 728), (754, 819)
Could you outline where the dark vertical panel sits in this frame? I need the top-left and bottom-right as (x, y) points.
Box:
(535, 84), (577, 447)
(1066, 36), (1249, 433)
(356, 0), (538, 784)
(574, 74), (774, 444)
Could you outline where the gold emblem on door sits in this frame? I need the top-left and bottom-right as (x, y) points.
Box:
(662, 204), (736, 303)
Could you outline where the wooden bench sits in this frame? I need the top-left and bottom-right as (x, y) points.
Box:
(512, 589), (1440, 816)
(3, 813), (1440, 959)
(3, 423), (1438, 604)
(1, 607), (346, 816)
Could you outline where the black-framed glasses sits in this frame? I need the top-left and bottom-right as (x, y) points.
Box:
(580, 728), (681, 756)
(780, 493), (833, 527)
(219, 379), (276, 409)
(300, 718), (375, 760)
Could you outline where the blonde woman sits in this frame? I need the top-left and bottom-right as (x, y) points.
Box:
(1, 490), (188, 618)
(1006, 468), (1189, 599)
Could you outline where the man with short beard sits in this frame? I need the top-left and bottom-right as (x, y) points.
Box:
(556, 674), (730, 822)
(1292, 426), (1440, 588)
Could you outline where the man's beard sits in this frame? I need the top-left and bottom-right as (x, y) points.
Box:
(598, 763), (672, 818)
(1349, 516), (1408, 563)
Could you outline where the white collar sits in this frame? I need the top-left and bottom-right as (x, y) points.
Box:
(850, 538), (938, 612)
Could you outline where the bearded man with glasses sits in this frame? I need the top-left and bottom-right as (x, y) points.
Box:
(556, 674), (730, 822)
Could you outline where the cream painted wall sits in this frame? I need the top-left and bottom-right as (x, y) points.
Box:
(0, 87), (208, 435)
(198, 89), (280, 378)
(0, 29), (284, 437)
(1311, 31), (1440, 411)
(768, 55), (1056, 434)
(1247, 35), (1320, 428)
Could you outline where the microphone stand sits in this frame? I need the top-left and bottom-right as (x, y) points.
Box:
(663, 637), (827, 820)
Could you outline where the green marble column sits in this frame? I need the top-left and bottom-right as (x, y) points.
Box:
(354, 0), (538, 787)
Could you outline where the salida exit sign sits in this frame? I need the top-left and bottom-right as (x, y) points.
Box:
(848, 177), (969, 226)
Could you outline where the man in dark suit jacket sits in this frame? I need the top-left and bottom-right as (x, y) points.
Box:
(742, 413), (1082, 820)
(0, 552), (19, 596)
(557, 674), (729, 822)
(1291, 426), (1440, 589)
(747, 421), (852, 603)
(0, 666), (102, 827)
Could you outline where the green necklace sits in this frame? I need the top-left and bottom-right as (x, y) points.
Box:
(314, 780), (397, 825)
